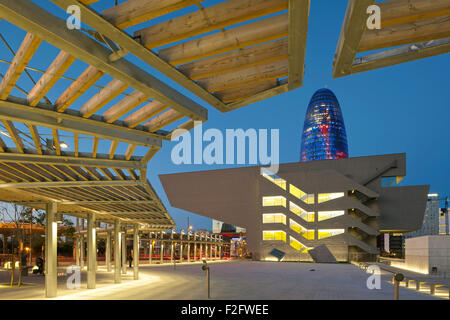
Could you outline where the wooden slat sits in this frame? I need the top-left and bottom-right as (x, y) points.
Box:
(113, 168), (126, 180)
(2, 120), (24, 153)
(109, 140), (118, 160)
(80, 0), (99, 4)
(159, 13), (288, 65)
(55, 66), (104, 112)
(28, 124), (42, 154)
(123, 101), (168, 128)
(351, 37), (450, 76)
(197, 60), (288, 92)
(178, 39), (288, 80)
(0, 135), (7, 152)
(102, 0), (203, 30)
(74, 132), (79, 157)
(84, 167), (103, 180)
(288, 0), (309, 90)
(27, 51), (76, 107)
(92, 136), (99, 158)
(135, 0), (288, 49)
(127, 169), (138, 180)
(144, 109), (184, 132)
(0, 33), (42, 100)
(3, 163), (40, 181)
(125, 144), (136, 160)
(214, 79), (278, 103)
(52, 128), (61, 156)
(359, 15), (450, 52)
(332, 0), (376, 78)
(102, 90), (148, 123)
(141, 147), (160, 163)
(226, 82), (288, 110)
(50, 164), (77, 181)
(379, 0), (450, 27)
(34, 163), (65, 181)
(98, 168), (115, 180)
(80, 79), (128, 118)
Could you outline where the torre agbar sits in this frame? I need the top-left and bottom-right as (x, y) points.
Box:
(300, 88), (348, 162)
(160, 154), (429, 262)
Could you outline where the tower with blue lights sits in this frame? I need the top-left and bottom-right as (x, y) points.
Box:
(300, 88), (348, 162)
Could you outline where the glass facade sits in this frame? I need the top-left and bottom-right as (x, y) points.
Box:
(300, 88), (348, 162)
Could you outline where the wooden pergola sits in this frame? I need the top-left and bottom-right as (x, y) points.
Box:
(333, 0), (450, 78)
(47, 0), (310, 112)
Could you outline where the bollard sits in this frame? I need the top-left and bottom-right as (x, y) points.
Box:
(394, 273), (404, 300)
(202, 259), (210, 299)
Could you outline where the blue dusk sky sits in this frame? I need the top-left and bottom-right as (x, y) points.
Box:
(0, 1), (448, 231)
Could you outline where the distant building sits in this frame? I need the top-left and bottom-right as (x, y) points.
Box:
(404, 194), (440, 239)
(212, 219), (246, 234)
(439, 207), (449, 235)
(300, 88), (348, 162)
(161, 153), (429, 262)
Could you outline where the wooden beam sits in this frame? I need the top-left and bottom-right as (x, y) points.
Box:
(2, 120), (24, 153)
(350, 37), (450, 76)
(0, 0), (208, 121)
(359, 15), (450, 52)
(80, 79), (128, 118)
(214, 79), (278, 103)
(51, 0), (225, 113)
(123, 101), (168, 128)
(102, 90), (148, 123)
(92, 136), (99, 158)
(141, 147), (160, 163)
(226, 82), (288, 111)
(144, 109), (184, 133)
(0, 152), (146, 169)
(197, 60), (288, 92)
(332, 0), (376, 78)
(74, 132), (79, 157)
(178, 39), (288, 80)
(0, 135), (6, 152)
(124, 144), (136, 160)
(0, 33), (42, 100)
(0, 97), (162, 147)
(28, 124), (42, 154)
(135, 0), (288, 49)
(27, 51), (76, 107)
(159, 13), (288, 65)
(55, 66), (104, 112)
(379, 0), (450, 28)
(109, 140), (118, 160)
(102, 0), (203, 30)
(288, 0), (309, 90)
(0, 180), (146, 189)
(52, 128), (61, 156)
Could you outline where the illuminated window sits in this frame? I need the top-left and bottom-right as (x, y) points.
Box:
(262, 196), (286, 207)
(289, 219), (314, 240)
(289, 201), (314, 222)
(263, 213), (286, 225)
(318, 229), (345, 239)
(317, 192), (344, 203)
(261, 168), (286, 190)
(263, 230), (286, 242)
(317, 210), (345, 221)
(289, 236), (311, 252)
(290, 184), (314, 204)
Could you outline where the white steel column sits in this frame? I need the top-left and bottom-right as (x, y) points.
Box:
(80, 220), (85, 269)
(114, 221), (121, 283)
(121, 229), (127, 274)
(149, 233), (153, 264)
(170, 230), (174, 263)
(106, 230), (111, 272)
(193, 233), (197, 261)
(160, 231), (164, 264)
(75, 218), (80, 266)
(187, 232), (190, 263)
(45, 202), (57, 298)
(87, 212), (96, 289)
(133, 225), (139, 280)
(179, 230), (183, 263)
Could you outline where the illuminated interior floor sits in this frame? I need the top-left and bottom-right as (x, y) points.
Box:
(0, 261), (444, 300)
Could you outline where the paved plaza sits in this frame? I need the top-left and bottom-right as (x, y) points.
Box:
(0, 261), (444, 300)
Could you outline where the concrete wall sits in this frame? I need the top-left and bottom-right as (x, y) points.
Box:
(404, 236), (450, 275)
